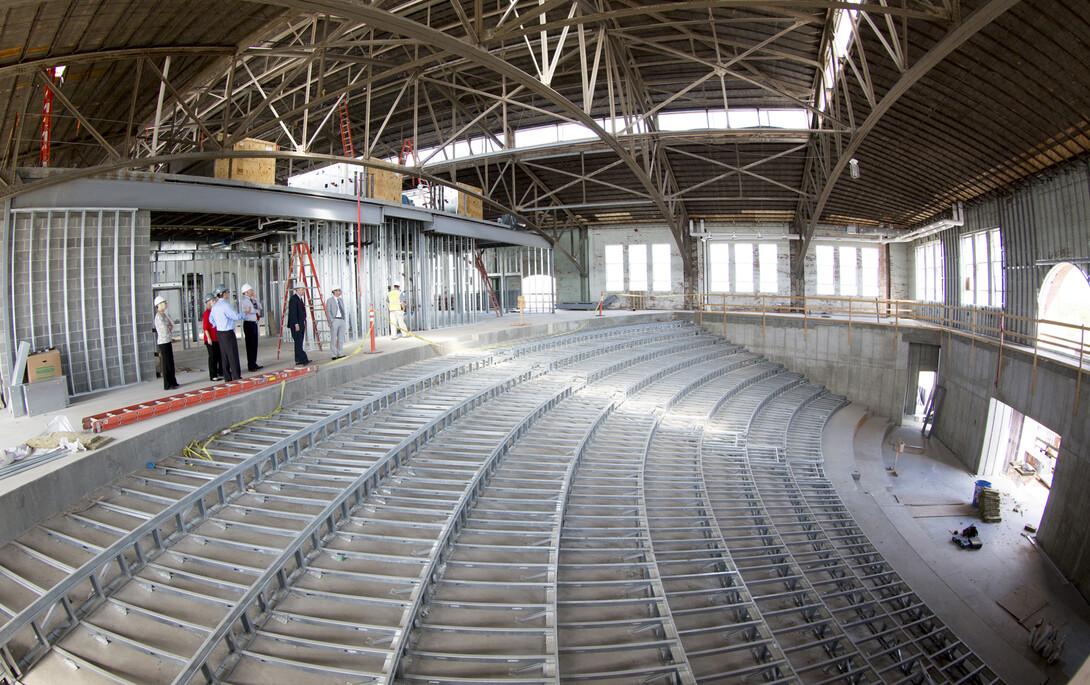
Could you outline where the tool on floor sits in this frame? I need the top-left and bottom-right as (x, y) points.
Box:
(81, 366), (317, 432)
(951, 524), (982, 550)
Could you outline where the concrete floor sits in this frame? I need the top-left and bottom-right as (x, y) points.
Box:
(1, 309), (1088, 681)
(823, 406), (1090, 684)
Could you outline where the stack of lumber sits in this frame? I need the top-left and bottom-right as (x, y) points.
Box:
(979, 487), (1002, 523)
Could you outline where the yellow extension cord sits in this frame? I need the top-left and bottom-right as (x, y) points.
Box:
(182, 379), (287, 464)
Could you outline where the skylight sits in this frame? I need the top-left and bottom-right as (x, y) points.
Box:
(288, 108), (810, 196)
(818, 0), (862, 113)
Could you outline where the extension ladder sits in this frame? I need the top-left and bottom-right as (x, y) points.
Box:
(82, 366), (318, 433)
(338, 98), (355, 158)
(474, 248), (502, 317)
(277, 242), (332, 359)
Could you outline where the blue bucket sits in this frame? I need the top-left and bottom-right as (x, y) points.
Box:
(972, 479), (992, 507)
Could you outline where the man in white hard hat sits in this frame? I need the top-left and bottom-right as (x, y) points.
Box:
(326, 286), (348, 359)
(240, 283), (263, 372)
(153, 295), (179, 390)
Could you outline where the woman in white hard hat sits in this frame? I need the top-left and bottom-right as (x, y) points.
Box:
(153, 295), (180, 391)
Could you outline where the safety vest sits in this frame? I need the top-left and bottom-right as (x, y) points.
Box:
(388, 289), (403, 311)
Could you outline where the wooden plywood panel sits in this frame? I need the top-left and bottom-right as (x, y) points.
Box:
(214, 138), (277, 185)
(369, 160), (403, 203)
(457, 183), (483, 219)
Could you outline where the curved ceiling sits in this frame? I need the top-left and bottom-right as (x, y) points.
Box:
(0, 0), (1086, 244)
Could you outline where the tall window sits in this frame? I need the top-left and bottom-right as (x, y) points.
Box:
(915, 240), (945, 302)
(960, 228), (1003, 307)
(839, 246), (858, 296)
(816, 245), (835, 295)
(605, 244), (624, 291)
(758, 244), (778, 293)
(652, 243), (671, 292)
(734, 243), (754, 292)
(990, 229), (1004, 307)
(708, 242), (731, 292)
(628, 244), (648, 291)
(861, 247), (879, 297)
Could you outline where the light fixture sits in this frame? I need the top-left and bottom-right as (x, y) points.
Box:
(849, 158), (860, 179)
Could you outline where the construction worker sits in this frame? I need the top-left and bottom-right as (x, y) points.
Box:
(239, 283), (263, 372)
(387, 284), (408, 339)
(153, 295), (179, 391)
(287, 282), (310, 366)
(211, 285), (244, 381)
(326, 286), (348, 359)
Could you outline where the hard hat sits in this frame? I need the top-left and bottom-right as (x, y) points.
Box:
(241, 283), (253, 294)
(205, 293), (216, 302)
(215, 284), (227, 295)
(331, 285), (341, 292)
(153, 295), (166, 307)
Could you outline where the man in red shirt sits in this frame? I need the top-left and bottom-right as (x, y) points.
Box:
(202, 293), (223, 381)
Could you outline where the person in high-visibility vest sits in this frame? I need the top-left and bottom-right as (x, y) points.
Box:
(387, 284), (408, 339)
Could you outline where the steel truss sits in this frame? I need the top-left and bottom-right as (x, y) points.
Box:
(1, 1), (997, 283)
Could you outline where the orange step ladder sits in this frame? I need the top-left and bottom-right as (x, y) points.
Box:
(277, 242), (332, 359)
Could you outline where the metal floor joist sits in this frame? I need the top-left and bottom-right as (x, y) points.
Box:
(0, 322), (1000, 684)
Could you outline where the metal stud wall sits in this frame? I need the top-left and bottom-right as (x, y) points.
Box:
(914, 159), (1090, 344)
(285, 216), (502, 341)
(152, 247), (280, 351)
(5, 208), (153, 396)
(480, 245), (556, 313)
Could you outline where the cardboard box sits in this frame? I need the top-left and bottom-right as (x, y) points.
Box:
(26, 350), (62, 383)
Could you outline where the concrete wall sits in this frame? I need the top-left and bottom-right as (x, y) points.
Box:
(589, 224), (687, 309)
(933, 332), (1090, 598)
(698, 313), (912, 421)
(554, 245), (584, 303)
(707, 311), (1090, 598)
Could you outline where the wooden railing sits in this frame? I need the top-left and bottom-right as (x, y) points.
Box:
(609, 291), (1090, 412)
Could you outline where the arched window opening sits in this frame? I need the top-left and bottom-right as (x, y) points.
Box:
(1037, 263), (1090, 357)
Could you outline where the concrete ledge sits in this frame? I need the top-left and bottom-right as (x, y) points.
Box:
(0, 311), (682, 547)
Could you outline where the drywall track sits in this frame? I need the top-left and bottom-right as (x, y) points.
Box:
(0, 321), (1000, 684)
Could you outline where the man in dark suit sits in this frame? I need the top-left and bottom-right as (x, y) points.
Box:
(287, 282), (310, 366)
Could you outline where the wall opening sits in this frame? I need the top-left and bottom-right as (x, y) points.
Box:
(1037, 262), (1090, 357)
(914, 371), (936, 417)
(521, 274), (557, 313)
(979, 398), (1059, 531)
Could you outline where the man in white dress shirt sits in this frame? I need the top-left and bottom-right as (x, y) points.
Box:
(326, 286), (348, 359)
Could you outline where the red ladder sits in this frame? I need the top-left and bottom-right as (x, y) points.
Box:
(474, 248), (502, 317)
(277, 242), (332, 359)
(82, 367), (318, 433)
(399, 138), (432, 207)
(338, 98), (355, 158)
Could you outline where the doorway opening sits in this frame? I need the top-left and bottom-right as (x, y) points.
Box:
(914, 370), (936, 417)
(521, 274), (556, 313)
(979, 398), (1060, 528)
